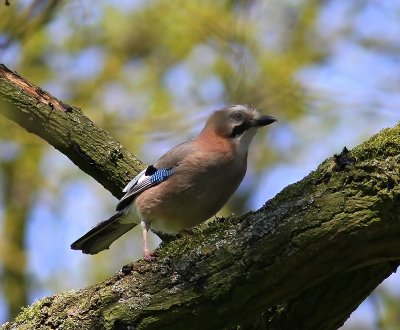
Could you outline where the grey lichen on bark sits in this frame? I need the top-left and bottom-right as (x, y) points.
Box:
(0, 63), (400, 329)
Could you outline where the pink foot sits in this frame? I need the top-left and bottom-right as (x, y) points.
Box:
(144, 250), (157, 261)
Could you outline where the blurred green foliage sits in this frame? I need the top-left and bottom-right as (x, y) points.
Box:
(0, 0), (399, 328)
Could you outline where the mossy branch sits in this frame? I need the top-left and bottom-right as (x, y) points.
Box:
(0, 64), (144, 197)
(1, 63), (400, 329)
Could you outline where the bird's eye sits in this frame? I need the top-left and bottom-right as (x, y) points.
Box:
(232, 112), (244, 122)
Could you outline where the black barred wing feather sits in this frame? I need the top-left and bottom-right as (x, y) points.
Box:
(116, 165), (174, 212)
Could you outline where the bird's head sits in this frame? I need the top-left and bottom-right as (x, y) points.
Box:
(204, 104), (276, 136)
(201, 104), (277, 154)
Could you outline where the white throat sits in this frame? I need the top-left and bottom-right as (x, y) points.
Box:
(235, 127), (258, 156)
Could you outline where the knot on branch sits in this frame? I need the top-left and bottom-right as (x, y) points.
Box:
(333, 147), (357, 171)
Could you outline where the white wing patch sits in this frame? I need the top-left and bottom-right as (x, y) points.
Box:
(116, 166), (174, 212)
(122, 168), (146, 193)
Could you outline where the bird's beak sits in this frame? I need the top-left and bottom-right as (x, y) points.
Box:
(253, 115), (277, 127)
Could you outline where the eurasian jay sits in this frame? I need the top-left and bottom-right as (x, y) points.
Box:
(71, 105), (276, 260)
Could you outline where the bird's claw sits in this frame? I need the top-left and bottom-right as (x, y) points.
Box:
(144, 250), (157, 261)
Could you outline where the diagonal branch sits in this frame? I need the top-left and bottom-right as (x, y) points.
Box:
(0, 64), (144, 197)
(1, 63), (400, 329)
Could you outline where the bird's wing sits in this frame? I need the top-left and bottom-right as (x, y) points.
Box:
(117, 141), (194, 211)
(116, 166), (174, 211)
(116, 140), (195, 212)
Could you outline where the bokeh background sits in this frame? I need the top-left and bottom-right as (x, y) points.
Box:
(0, 0), (400, 328)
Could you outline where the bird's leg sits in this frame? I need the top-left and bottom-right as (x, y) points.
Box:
(141, 220), (155, 261)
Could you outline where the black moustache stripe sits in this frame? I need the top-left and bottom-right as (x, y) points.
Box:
(230, 122), (251, 137)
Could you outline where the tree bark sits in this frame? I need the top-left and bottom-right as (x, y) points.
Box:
(0, 64), (144, 198)
(1, 63), (400, 329)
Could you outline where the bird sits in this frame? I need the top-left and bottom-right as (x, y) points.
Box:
(71, 105), (276, 260)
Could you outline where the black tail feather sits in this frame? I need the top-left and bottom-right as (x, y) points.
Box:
(71, 213), (137, 254)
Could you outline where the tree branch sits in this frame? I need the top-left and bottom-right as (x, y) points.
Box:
(1, 63), (400, 329)
(0, 64), (144, 197)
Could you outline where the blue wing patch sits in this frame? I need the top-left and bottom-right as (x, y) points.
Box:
(151, 168), (173, 184)
(116, 165), (174, 212)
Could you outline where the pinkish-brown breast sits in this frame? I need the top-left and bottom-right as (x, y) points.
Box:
(134, 133), (247, 234)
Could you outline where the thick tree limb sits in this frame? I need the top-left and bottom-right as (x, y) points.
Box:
(0, 64), (144, 197)
(1, 63), (400, 329)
